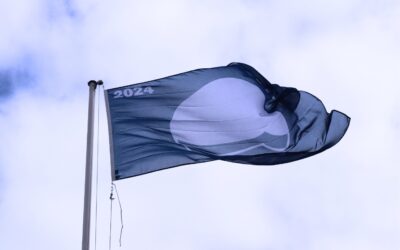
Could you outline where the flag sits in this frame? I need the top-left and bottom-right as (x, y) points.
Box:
(105, 63), (350, 180)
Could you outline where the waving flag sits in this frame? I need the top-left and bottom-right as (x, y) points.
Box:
(105, 63), (350, 180)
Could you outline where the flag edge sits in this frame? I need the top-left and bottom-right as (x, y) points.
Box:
(104, 89), (117, 181)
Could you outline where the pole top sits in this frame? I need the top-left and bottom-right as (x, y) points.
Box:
(87, 80), (103, 88)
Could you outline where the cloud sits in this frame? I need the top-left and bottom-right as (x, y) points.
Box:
(0, 92), (87, 249)
(0, 0), (399, 249)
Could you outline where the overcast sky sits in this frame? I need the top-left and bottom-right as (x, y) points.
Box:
(1, 0), (399, 249)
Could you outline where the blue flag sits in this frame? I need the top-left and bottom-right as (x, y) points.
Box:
(105, 63), (350, 180)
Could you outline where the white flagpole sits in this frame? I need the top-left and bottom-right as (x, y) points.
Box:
(82, 80), (103, 250)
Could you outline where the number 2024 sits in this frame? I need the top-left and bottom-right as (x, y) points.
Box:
(113, 86), (154, 99)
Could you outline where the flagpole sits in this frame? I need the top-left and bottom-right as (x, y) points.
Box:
(82, 80), (103, 250)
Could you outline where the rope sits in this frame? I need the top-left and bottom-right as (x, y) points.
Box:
(90, 84), (124, 250)
(94, 83), (102, 250)
(109, 184), (115, 250)
(108, 182), (124, 249)
(113, 183), (124, 247)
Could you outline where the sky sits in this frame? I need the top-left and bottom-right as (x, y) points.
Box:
(0, 0), (399, 249)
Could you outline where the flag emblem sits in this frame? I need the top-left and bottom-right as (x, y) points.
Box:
(170, 77), (290, 156)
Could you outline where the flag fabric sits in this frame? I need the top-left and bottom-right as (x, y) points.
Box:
(105, 63), (350, 180)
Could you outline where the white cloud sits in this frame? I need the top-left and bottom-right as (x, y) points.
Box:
(0, 0), (399, 249)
